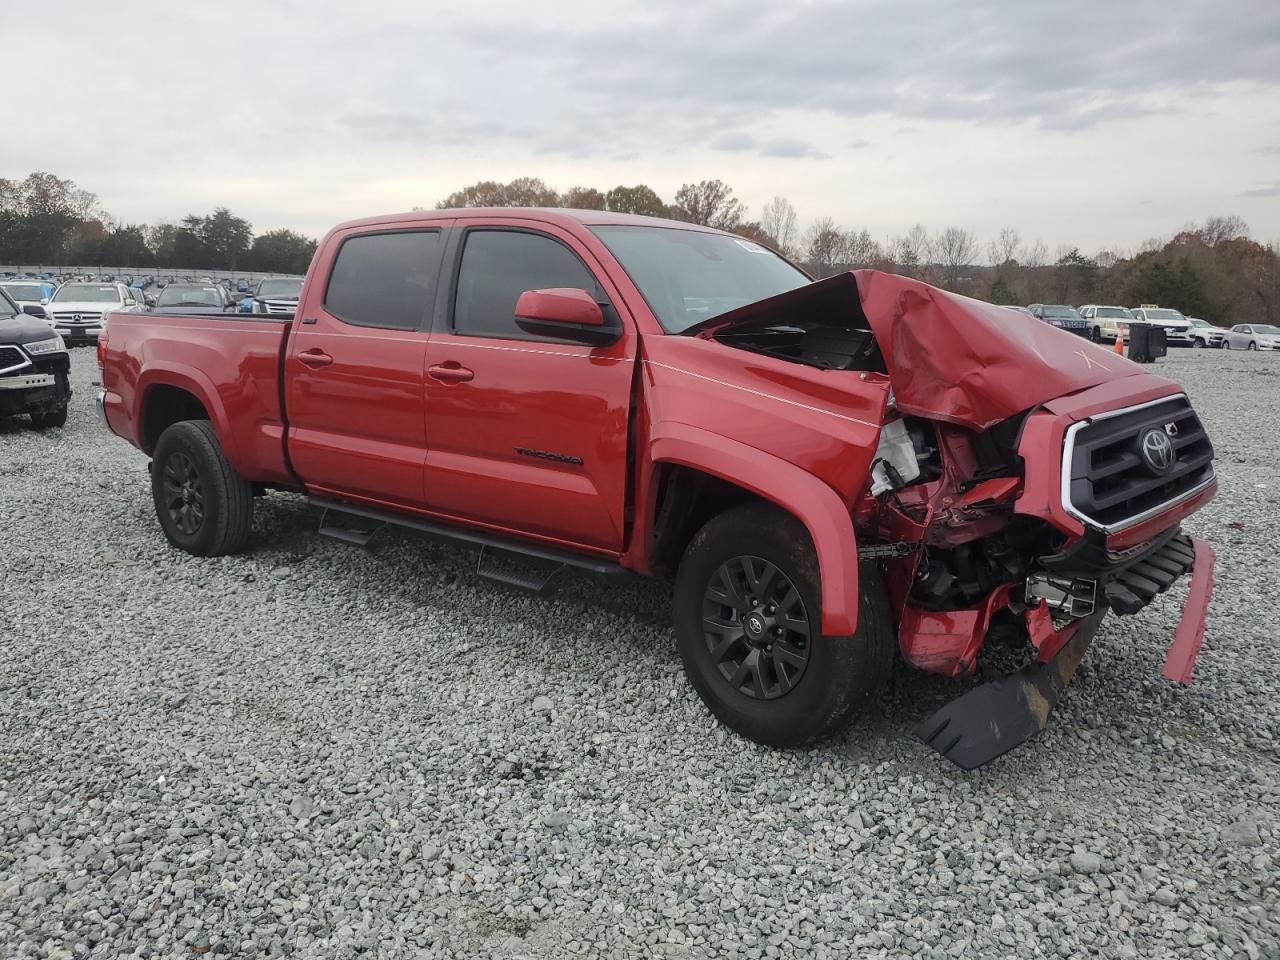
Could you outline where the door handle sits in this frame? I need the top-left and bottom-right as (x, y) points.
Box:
(428, 362), (474, 383)
(297, 348), (333, 368)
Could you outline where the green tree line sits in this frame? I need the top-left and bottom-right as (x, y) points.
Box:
(1, 172), (317, 274)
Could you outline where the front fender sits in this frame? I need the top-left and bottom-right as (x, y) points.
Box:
(648, 422), (861, 636)
(135, 363), (242, 469)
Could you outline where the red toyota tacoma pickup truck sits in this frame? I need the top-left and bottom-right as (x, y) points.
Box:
(98, 209), (1218, 768)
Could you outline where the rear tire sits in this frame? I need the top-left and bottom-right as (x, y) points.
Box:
(673, 503), (894, 748)
(1091, 326), (1101, 343)
(30, 405), (68, 429)
(151, 420), (254, 556)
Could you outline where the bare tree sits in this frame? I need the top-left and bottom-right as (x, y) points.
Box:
(987, 227), (1021, 266)
(560, 186), (606, 210)
(934, 226), (978, 290)
(673, 180), (743, 229)
(759, 196), (799, 255)
(804, 217), (846, 278)
(886, 223), (931, 277)
(1024, 240), (1049, 269)
(844, 228), (882, 268)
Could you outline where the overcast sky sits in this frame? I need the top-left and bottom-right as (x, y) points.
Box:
(10, 0), (1280, 253)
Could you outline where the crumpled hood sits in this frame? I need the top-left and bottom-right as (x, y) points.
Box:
(691, 270), (1164, 431)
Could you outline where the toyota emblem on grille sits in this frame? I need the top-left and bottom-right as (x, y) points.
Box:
(1139, 428), (1175, 474)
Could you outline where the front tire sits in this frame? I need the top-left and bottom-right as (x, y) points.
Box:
(1192, 338), (1203, 348)
(1248, 341), (1258, 351)
(673, 503), (894, 748)
(151, 420), (254, 556)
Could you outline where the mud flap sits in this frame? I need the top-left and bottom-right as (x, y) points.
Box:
(914, 610), (1107, 770)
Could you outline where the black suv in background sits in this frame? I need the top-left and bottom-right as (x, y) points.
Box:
(0, 289), (71, 428)
(1028, 303), (1092, 338)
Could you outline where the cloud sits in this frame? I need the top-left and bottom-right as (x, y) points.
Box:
(1240, 184), (1280, 198)
(711, 132), (829, 159)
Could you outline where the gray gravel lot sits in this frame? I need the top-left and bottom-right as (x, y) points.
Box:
(2, 348), (1278, 959)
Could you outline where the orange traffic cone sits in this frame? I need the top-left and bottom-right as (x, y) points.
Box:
(1113, 336), (1125, 356)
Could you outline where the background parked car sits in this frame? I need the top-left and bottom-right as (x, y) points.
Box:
(46, 281), (143, 344)
(1130, 306), (1193, 347)
(1187, 318), (1226, 348)
(1077, 304), (1135, 342)
(0, 279), (58, 321)
(150, 282), (236, 314)
(239, 276), (304, 314)
(1222, 323), (1280, 351)
(1027, 303), (1091, 338)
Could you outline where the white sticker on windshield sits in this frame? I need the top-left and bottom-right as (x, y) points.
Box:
(733, 239), (770, 254)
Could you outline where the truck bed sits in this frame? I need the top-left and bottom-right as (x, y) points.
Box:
(99, 312), (296, 486)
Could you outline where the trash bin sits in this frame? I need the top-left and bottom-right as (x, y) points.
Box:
(1128, 324), (1167, 363)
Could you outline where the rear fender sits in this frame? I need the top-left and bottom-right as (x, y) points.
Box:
(648, 422), (861, 636)
(136, 363), (241, 468)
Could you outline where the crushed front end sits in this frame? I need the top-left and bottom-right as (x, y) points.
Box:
(857, 386), (1217, 769)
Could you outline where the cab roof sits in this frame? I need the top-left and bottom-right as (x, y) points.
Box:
(329, 208), (725, 235)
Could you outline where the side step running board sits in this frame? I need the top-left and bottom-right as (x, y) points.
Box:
(317, 507), (385, 548)
(476, 545), (565, 594)
(311, 497), (624, 584)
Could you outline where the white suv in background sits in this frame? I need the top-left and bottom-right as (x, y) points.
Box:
(1187, 318), (1226, 348)
(1129, 306), (1194, 347)
(46, 282), (143, 345)
(1077, 305), (1135, 342)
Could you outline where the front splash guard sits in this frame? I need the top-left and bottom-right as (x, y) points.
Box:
(915, 610), (1107, 770)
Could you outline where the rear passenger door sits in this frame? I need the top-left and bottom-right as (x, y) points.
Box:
(285, 223), (450, 508)
(421, 220), (637, 552)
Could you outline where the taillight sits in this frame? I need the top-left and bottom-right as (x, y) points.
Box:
(96, 329), (108, 369)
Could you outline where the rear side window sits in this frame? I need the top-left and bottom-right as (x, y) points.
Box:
(452, 229), (599, 339)
(324, 230), (442, 331)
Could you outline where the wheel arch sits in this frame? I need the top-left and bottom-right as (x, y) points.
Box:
(643, 423), (862, 636)
(136, 365), (239, 466)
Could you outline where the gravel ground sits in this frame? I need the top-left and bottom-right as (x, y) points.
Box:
(1, 347), (1277, 959)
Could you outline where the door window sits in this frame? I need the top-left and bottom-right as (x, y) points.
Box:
(324, 230), (443, 331)
(452, 229), (601, 341)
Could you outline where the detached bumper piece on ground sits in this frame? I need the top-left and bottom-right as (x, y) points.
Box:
(916, 537), (1216, 770)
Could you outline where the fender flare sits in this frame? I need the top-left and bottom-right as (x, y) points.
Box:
(649, 422), (861, 636)
(135, 363), (242, 469)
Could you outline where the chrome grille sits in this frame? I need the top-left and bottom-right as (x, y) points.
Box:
(50, 311), (103, 323)
(1063, 395), (1214, 531)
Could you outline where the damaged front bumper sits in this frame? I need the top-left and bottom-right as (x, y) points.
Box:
(915, 536), (1215, 770)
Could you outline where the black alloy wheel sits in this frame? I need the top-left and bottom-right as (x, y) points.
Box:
(150, 419), (254, 556)
(702, 555), (810, 700)
(162, 450), (205, 536)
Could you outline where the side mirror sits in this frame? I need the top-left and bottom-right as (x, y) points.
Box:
(21, 304), (44, 316)
(514, 288), (620, 346)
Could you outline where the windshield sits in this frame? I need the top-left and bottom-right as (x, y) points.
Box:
(257, 278), (303, 299)
(1096, 306), (1133, 319)
(1254, 325), (1280, 335)
(590, 226), (810, 333)
(1042, 305), (1082, 319)
(157, 285), (223, 307)
(1, 282), (46, 302)
(1143, 308), (1184, 321)
(53, 284), (121, 303)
